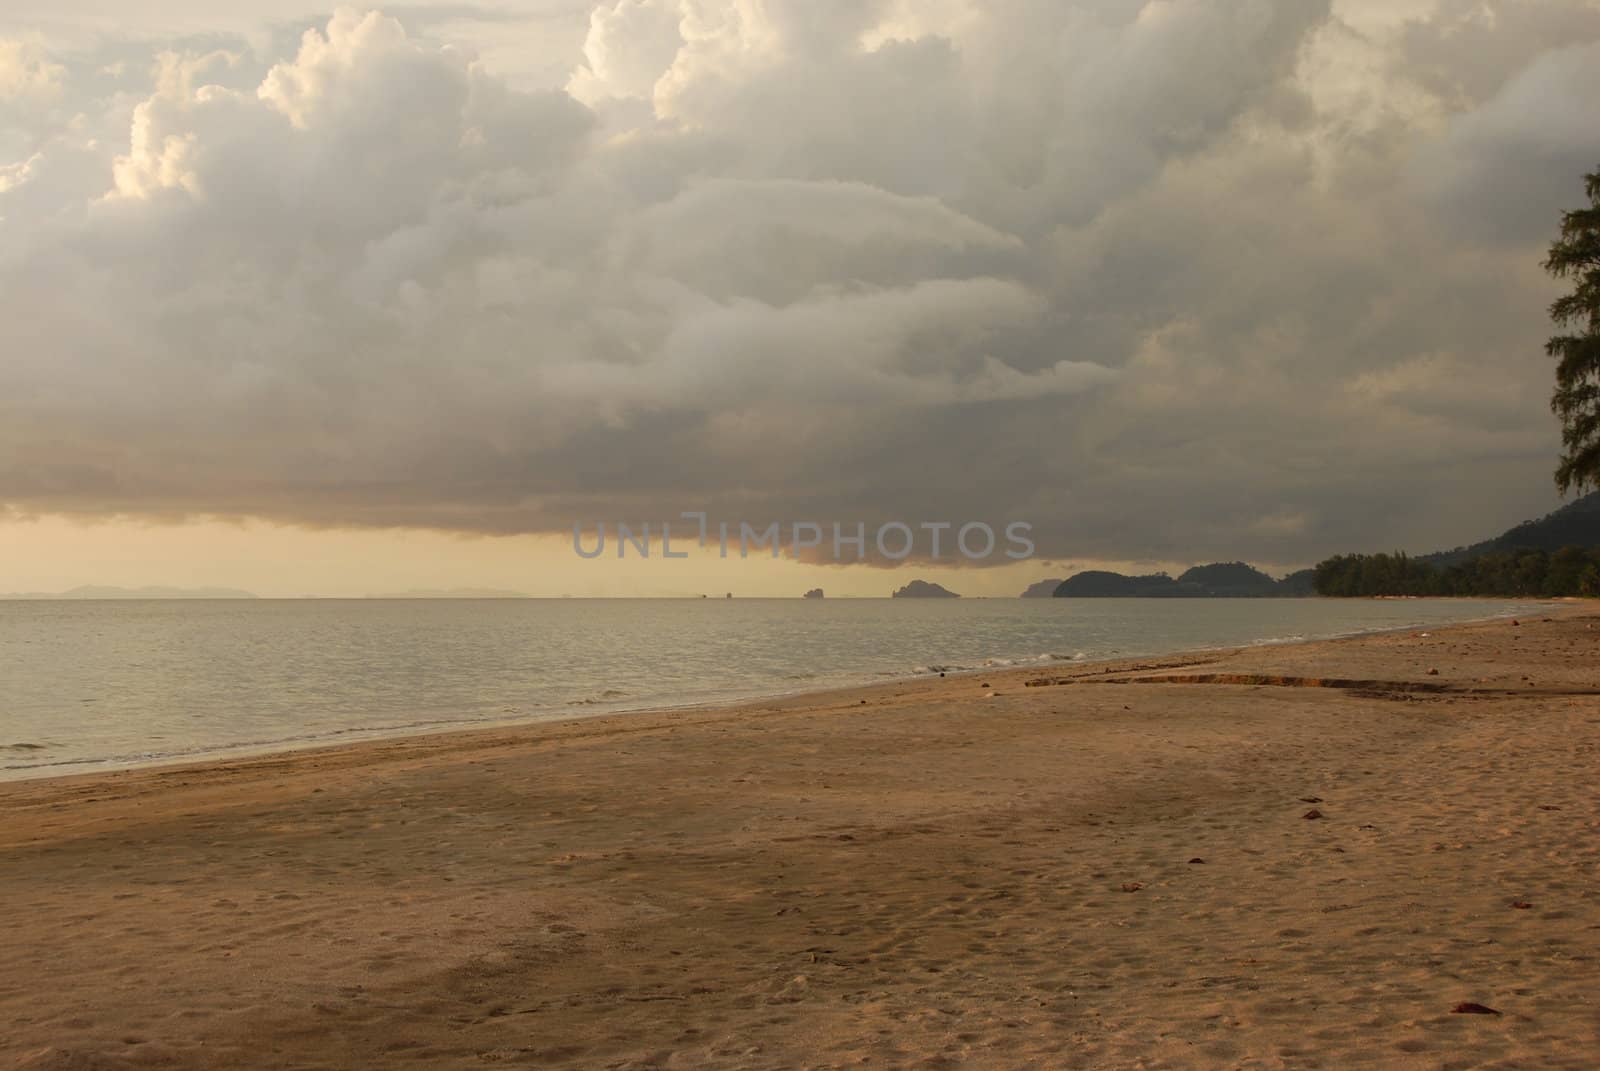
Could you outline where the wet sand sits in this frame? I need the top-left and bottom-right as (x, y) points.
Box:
(2, 609), (1598, 1068)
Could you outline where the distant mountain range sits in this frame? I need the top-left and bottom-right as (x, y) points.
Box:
(1, 585), (259, 600)
(1052, 563), (1316, 598)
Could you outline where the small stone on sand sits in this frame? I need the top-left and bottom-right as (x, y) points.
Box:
(1451, 1002), (1501, 1016)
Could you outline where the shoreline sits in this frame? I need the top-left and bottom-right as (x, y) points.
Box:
(9, 600), (1582, 810)
(3, 608), (1598, 1067)
(0, 602), (1581, 805)
(1, 598), (1562, 786)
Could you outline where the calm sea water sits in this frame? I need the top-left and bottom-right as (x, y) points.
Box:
(0, 597), (1543, 780)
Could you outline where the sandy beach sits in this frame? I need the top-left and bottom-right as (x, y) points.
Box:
(2, 610), (1597, 1069)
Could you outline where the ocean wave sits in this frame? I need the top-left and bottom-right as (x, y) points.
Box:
(567, 688), (630, 707)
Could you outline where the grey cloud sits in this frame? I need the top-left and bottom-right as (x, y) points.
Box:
(1399, 0), (1600, 107)
(0, 1), (1594, 565)
(1414, 40), (1600, 245)
(621, 178), (1025, 304)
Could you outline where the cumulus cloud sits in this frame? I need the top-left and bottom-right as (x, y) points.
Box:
(0, 38), (63, 103)
(1, 1), (1596, 563)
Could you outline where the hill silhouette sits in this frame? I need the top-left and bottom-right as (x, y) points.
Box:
(1175, 562), (1280, 596)
(892, 580), (960, 599)
(1314, 491), (1600, 597)
(1019, 578), (1065, 598)
(1422, 491), (1600, 565)
(1054, 564), (1309, 598)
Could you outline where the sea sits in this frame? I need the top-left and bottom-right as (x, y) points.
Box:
(0, 597), (1545, 781)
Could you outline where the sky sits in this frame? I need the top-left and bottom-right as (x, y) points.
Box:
(2, 0), (1598, 596)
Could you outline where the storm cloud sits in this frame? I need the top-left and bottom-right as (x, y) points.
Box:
(1, 0), (1596, 563)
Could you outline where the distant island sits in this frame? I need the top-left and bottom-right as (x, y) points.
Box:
(892, 580), (960, 599)
(803, 588), (825, 599)
(1053, 563), (1315, 598)
(0, 585), (259, 600)
(1019, 578), (1064, 598)
(365, 588), (527, 599)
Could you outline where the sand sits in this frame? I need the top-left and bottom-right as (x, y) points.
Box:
(2, 610), (1597, 1069)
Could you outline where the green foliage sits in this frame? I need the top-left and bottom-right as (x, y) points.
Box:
(1545, 169), (1600, 494)
(1276, 568), (1318, 596)
(1313, 546), (1600, 597)
(1581, 565), (1600, 598)
(1175, 562), (1280, 595)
